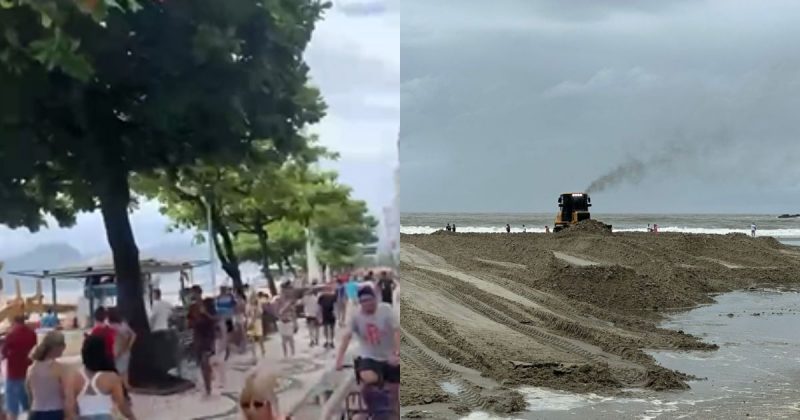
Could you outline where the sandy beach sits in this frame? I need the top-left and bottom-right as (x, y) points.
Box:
(399, 223), (800, 417)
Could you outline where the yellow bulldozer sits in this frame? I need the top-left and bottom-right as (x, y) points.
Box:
(552, 192), (611, 232)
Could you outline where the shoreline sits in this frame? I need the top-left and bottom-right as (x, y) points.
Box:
(399, 227), (800, 417)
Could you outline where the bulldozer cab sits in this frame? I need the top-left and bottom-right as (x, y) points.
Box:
(555, 193), (592, 231)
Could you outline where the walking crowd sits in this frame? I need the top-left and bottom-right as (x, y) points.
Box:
(0, 268), (399, 420)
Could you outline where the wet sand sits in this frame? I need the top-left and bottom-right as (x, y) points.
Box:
(400, 222), (800, 417)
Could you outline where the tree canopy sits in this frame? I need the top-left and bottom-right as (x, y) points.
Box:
(134, 142), (377, 295)
(0, 0), (329, 386)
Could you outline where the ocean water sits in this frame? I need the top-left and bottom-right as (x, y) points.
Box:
(401, 213), (800, 242)
(464, 290), (800, 419)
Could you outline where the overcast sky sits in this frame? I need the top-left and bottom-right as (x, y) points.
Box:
(401, 0), (800, 214)
(0, 0), (399, 258)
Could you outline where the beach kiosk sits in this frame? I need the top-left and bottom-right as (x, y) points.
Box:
(8, 259), (209, 367)
(10, 259), (209, 325)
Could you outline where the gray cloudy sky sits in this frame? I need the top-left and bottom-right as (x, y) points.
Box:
(401, 0), (800, 214)
(0, 0), (398, 258)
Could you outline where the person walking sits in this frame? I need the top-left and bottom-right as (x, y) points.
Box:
(27, 331), (70, 420)
(246, 292), (265, 360)
(277, 311), (296, 358)
(318, 283), (339, 349)
(148, 288), (173, 333)
(187, 295), (217, 397)
(302, 287), (321, 347)
(376, 271), (396, 305)
(345, 276), (360, 313)
(215, 286), (236, 360)
(3, 315), (37, 420)
(107, 309), (135, 392)
(335, 288), (400, 419)
(66, 335), (135, 420)
(545, 226), (550, 233)
(335, 279), (347, 327)
(751, 223), (757, 237)
(522, 224), (526, 233)
(88, 308), (115, 362)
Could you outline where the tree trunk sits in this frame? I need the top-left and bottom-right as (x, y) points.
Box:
(209, 203), (243, 295)
(97, 169), (158, 386)
(284, 256), (296, 276)
(255, 226), (277, 296)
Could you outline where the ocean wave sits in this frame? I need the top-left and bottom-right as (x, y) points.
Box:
(401, 225), (800, 238)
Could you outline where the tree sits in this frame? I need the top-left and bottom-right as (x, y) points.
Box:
(234, 218), (306, 276)
(0, 0), (328, 387)
(134, 140), (329, 295)
(313, 198), (378, 268)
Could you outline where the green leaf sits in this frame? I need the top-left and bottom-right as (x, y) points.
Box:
(41, 13), (52, 28)
(4, 29), (20, 47)
(57, 52), (93, 82)
(126, 0), (142, 12)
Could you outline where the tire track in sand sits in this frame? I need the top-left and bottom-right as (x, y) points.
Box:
(403, 244), (648, 386)
(401, 328), (490, 410)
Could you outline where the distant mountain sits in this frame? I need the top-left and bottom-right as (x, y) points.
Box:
(0, 243), (84, 273)
(78, 239), (209, 266)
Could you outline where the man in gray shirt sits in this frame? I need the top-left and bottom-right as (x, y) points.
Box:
(336, 287), (400, 418)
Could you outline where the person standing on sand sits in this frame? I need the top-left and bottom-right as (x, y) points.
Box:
(506, 224), (511, 233)
(27, 330), (71, 420)
(452, 223), (456, 232)
(751, 223), (757, 237)
(545, 226), (550, 233)
(3, 315), (37, 420)
(446, 223), (451, 232)
(522, 224), (526, 233)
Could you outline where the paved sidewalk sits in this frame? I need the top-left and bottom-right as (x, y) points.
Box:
(130, 324), (349, 420)
(14, 327), (349, 420)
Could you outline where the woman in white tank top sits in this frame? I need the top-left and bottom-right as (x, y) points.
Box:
(68, 335), (136, 420)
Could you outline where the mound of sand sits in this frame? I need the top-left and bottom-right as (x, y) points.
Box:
(558, 219), (612, 235)
(400, 230), (800, 416)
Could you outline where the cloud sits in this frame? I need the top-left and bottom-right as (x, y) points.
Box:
(543, 67), (659, 98)
(335, 0), (389, 17)
(400, 0), (800, 213)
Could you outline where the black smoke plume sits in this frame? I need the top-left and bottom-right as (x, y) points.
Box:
(585, 142), (696, 194)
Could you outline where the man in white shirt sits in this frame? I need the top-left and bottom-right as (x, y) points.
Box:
(149, 288), (173, 331)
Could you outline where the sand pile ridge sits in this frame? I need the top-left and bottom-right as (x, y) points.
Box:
(399, 227), (800, 415)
